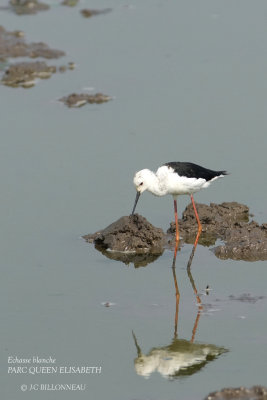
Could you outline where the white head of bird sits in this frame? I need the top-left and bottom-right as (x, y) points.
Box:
(132, 169), (152, 215)
(131, 168), (167, 215)
(133, 169), (155, 194)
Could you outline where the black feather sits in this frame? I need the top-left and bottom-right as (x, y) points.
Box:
(163, 162), (228, 181)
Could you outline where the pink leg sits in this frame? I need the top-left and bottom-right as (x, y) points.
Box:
(190, 194), (202, 247)
(173, 198), (179, 243)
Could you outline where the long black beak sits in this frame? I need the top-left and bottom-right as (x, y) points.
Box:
(131, 191), (141, 215)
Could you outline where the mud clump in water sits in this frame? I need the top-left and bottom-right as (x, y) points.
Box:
(60, 93), (112, 107)
(7, 0), (49, 15)
(83, 214), (165, 255)
(80, 8), (112, 18)
(0, 26), (65, 60)
(168, 202), (267, 261)
(204, 386), (267, 400)
(2, 61), (57, 88)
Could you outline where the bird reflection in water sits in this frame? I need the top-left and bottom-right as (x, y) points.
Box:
(132, 244), (227, 379)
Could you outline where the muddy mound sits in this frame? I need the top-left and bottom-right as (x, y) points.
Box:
(215, 221), (267, 261)
(181, 202), (249, 233)
(85, 203), (267, 262)
(83, 214), (165, 255)
(168, 202), (267, 261)
(168, 202), (249, 241)
(204, 386), (267, 400)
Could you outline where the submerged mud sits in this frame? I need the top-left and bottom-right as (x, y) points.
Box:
(228, 293), (265, 303)
(0, 0), (50, 15)
(59, 93), (112, 107)
(10, 0), (49, 15)
(204, 386), (267, 400)
(0, 26), (65, 60)
(86, 202), (267, 262)
(0, 26), (70, 88)
(62, 0), (79, 6)
(2, 61), (57, 88)
(80, 8), (112, 18)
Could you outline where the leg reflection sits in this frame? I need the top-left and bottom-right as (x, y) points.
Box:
(172, 244), (180, 339)
(172, 243), (203, 342)
(186, 247), (203, 342)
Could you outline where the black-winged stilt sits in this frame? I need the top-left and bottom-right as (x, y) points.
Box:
(131, 162), (228, 246)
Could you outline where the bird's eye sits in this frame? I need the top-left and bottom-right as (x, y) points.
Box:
(139, 182), (143, 186)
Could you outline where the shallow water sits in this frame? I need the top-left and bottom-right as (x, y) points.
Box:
(1, 1), (267, 399)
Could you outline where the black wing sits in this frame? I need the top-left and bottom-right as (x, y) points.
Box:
(164, 162), (228, 181)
